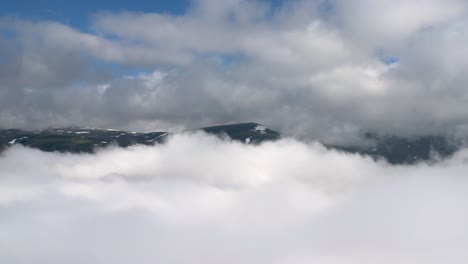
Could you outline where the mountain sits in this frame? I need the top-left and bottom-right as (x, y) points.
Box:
(0, 122), (459, 164)
(201, 122), (280, 144)
(0, 123), (280, 153)
(0, 127), (169, 153)
(328, 135), (458, 164)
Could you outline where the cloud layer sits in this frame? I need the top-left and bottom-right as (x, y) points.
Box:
(2, 133), (468, 263)
(1, 0), (468, 143)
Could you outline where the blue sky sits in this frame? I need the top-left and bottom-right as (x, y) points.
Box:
(0, 0), (190, 28)
(0, 0), (288, 29)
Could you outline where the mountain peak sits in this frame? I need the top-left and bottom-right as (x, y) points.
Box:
(201, 123), (280, 144)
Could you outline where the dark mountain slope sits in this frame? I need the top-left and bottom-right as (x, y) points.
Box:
(201, 122), (280, 144)
(0, 123), (460, 164)
(0, 127), (169, 153)
(0, 123), (277, 154)
(329, 135), (457, 164)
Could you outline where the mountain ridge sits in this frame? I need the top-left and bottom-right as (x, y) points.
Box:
(0, 122), (459, 164)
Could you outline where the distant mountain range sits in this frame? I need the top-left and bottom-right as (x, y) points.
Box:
(0, 122), (458, 164)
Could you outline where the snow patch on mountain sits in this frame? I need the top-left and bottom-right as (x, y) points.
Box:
(253, 125), (267, 134)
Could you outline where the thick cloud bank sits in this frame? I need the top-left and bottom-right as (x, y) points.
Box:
(1, 133), (468, 263)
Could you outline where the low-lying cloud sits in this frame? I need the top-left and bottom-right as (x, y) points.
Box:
(1, 132), (468, 264)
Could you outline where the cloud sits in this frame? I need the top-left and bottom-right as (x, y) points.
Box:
(334, 0), (467, 48)
(1, 133), (468, 263)
(2, 0), (468, 143)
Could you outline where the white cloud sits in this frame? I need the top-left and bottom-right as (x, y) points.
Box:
(2, 133), (468, 263)
(2, 0), (468, 142)
(334, 0), (468, 48)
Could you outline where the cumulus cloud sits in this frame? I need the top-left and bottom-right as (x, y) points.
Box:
(334, 0), (467, 47)
(2, 0), (468, 142)
(2, 133), (468, 263)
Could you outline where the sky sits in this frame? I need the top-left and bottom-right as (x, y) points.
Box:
(2, 0), (468, 143)
(3, 1), (468, 263)
(0, 0), (190, 27)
